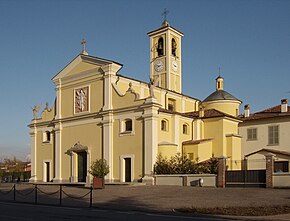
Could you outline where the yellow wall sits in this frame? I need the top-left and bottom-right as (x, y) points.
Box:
(112, 116), (143, 181)
(61, 78), (103, 118)
(203, 118), (224, 157)
(35, 129), (54, 181)
(61, 122), (102, 179)
(158, 145), (178, 159)
(183, 141), (213, 162)
(226, 135), (242, 170)
(203, 101), (240, 117)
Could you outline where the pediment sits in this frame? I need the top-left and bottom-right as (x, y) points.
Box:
(52, 54), (120, 82)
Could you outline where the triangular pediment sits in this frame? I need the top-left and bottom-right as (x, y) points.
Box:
(52, 54), (122, 82)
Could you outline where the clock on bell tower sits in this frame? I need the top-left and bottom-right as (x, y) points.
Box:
(147, 16), (184, 93)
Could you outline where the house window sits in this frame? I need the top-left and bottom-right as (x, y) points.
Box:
(168, 99), (175, 111)
(247, 128), (257, 141)
(43, 131), (51, 143)
(183, 124), (188, 134)
(161, 120), (167, 131)
(124, 119), (132, 132)
(268, 125), (279, 145)
(274, 161), (289, 173)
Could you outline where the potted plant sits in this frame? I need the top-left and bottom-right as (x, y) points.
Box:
(89, 159), (109, 189)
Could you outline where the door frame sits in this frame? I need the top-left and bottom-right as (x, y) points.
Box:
(120, 154), (134, 182)
(42, 160), (52, 182)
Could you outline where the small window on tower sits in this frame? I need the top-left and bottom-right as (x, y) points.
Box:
(183, 124), (188, 134)
(168, 99), (176, 111)
(157, 37), (164, 56)
(171, 38), (177, 56)
(161, 120), (168, 131)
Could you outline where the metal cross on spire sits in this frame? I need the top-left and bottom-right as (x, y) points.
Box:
(81, 38), (88, 55)
(161, 8), (169, 23)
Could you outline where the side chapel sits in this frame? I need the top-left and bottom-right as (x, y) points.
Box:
(29, 19), (242, 184)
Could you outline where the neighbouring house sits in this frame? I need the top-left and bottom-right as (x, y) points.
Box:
(239, 99), (290, 171)
(28, 19), (242, 185)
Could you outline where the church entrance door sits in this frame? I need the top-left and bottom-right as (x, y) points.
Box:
(78, 152), (87, 182)
(124, 158), (131, 182)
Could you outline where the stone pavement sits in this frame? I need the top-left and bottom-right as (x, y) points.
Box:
(1, 183), (290, 220)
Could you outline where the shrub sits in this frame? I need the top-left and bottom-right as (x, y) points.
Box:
(88, 159), (109, 178)
(154, 153), (218, 175)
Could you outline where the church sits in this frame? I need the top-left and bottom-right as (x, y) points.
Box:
(28, 19), (242, 184)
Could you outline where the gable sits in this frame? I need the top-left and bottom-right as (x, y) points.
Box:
(67, 61), (100, 77)
(52, 54), (120, 83)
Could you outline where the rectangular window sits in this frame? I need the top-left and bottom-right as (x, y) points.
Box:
(268, 125), (279, 145)
(168, 99), (175, 111)
(247, 128), (257, 141)
(274, 161), (289, 173)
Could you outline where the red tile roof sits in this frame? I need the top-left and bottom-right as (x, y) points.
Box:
(245, 148), (290, 158)
(159, 108), (239, 120)
(239, 105), (290, 121)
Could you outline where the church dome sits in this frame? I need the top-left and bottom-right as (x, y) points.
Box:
(203, 75), (240, 102)
(203, 90), (239, 102)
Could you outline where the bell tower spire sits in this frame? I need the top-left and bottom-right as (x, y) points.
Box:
(147, 15), (184, 93)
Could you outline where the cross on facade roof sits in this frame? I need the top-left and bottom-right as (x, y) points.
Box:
(81, 38), (88, 55)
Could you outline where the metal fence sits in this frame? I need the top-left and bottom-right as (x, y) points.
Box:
(0, 184), (94, 207)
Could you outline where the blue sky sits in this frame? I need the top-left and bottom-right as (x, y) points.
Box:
(0, 0), (289, 160)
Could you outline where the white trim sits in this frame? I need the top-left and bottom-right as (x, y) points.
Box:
(119, 116), (135, 136)
(42, 160), (52, 182)
(120, 154), (135, 182)
(62, 118), (102, 128)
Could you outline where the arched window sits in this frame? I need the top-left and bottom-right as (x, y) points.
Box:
(161, 120), (168, 131)
(43, 131), (51, 143)
(183, 124), (188, 134)
(46, 131), (51, 142)
(171, 38), (177, 56)
(125, 119), (132, 132)
(157, 37), (164, 56)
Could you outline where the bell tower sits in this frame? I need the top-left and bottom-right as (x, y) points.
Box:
(147, 17), (184, 93)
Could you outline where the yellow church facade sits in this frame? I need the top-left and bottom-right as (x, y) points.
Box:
(29, 21), (242, 184)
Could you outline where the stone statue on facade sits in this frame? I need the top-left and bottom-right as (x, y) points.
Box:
(148, 77), (156, 98)
(32, 104), (42, 119)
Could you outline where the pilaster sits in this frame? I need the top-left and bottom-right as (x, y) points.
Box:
(55, 81), (62, 119)
(29, 123), (37, 182)
(102, 113), (114, 182)
(53, 123), (63, 183)
(142, 97), (161, 184)
(101, 63), (122, 111)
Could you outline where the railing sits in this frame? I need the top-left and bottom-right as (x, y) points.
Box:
(0, 184), (94, 207)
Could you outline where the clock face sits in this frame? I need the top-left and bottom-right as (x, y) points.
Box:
(154, 60), (164, 72)
(75, 87), (89, 113)
(172, 61), (178, 72)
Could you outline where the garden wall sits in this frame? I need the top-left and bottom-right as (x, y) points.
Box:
(273, 173), (290, 188)
(154, 174), (216, 187)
